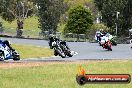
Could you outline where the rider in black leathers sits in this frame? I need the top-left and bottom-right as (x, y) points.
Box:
(49, 35), (69, 49)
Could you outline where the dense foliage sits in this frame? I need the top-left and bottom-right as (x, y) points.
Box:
(64, 5), (93, 34)
(94, 0), (132, 36)
(35, 0), (65, 34)
(0, 0), (35, 21)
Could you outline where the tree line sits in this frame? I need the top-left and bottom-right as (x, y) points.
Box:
(0, 0), (131, 37)
(94, 0), (132, 36)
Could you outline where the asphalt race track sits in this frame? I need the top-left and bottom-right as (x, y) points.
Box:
(1, 37), (132, 61)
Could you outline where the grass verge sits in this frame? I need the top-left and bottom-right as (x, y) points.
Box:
(0, 16), (40, 38)
(12, 44), (53, 59)
(0, 60), (131, 88)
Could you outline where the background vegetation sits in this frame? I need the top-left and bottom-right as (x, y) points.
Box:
(94, 0), (132, 36)
(64, 5), (93, 34)
(0, 0), (131, 38)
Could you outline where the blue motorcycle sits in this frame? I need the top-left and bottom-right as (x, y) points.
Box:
(0, 43), (20, 61)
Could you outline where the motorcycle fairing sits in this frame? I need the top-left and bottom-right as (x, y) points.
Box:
(0, 43), (12, 59)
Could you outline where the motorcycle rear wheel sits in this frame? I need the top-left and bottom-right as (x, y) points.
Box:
(111, 40), (117, 46)
(13, 56), (20, 61)
(67, 51), (73, 57)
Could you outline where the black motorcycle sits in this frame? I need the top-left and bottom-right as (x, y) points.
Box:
(52, 41), (66, 58)
(60, 41), (73, 57)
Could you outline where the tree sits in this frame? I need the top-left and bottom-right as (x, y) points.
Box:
(0, 0), (35, 21)
(94, 0), (132, 36)
(0, 0), (36, 37)
(64, 5), (93, 35)
(35, 0), (65, 34)
(61, 0), (98, 23)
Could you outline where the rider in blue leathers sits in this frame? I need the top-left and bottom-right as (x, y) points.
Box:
(0, 39), (14, 51)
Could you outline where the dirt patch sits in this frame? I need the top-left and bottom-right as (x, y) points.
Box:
(0, 62), (59, 69)
(0, 60), (130, 69)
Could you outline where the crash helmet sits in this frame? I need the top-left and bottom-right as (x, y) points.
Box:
(49, 34), (55, 38)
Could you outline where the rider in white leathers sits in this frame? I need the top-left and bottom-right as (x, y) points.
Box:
(100, 35), (109, 45)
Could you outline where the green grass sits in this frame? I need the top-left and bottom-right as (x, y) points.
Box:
(0, 60), (131, 88)
(12, 44), (53, 59)
(0, 16), (40, 38)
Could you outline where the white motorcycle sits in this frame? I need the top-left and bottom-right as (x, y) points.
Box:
(0, 43), (20, 61)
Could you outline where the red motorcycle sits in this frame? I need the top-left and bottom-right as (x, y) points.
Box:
(101, 40), (112, 51)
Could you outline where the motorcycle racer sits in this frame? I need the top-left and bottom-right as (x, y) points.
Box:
(49, 34), (69, 49)
(100, 34), (112, 51)
(0, 39), (14, 51)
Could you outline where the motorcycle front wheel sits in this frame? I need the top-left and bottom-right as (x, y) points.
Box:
(56, 49), (66, 58)
(0, 51), (4, 61)
(54, 50), (58, 56)
(107, 46), (112, 51)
